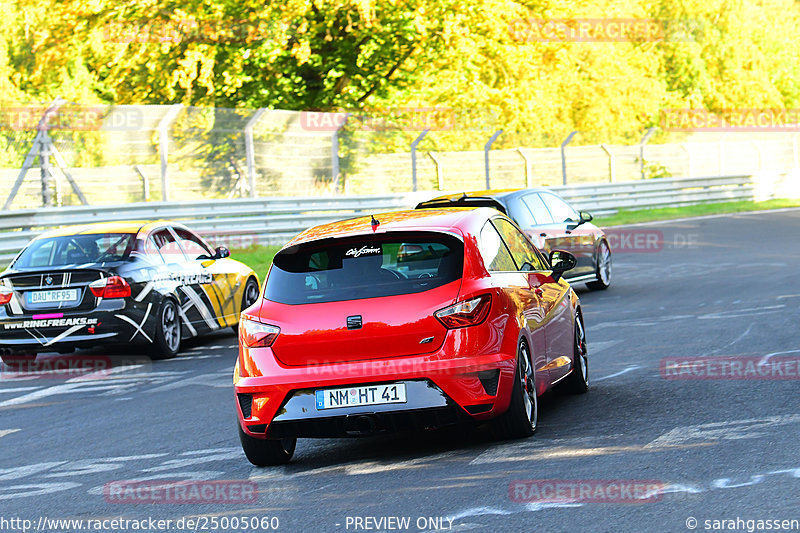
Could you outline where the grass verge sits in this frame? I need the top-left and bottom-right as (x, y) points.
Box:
(228, 244), (283, 277)
(593, 198), (800, 227)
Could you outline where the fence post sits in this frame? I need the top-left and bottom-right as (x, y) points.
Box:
(410, 129), (429, 192)
(484, 130), (503, 188)
(680, 143), (693, 177)
(157, 104), (183, 202)
(135, 165), (150, 202)
(752, 141), (763, 171)
(516, 148), (533, 188)
(40, 130), (53, 207)
(599, 144), (615, 183)
(331, 113), (350, 193)
(561, 131), (578, 185)
(244, 108), (266, 198)
(639, 127), (656, 180)
(427, 152), (443, 190)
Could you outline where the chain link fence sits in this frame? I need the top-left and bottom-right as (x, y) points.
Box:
(2, 103), (799, 209)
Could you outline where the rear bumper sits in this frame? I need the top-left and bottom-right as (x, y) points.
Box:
(0, 300), (154, 354)
(235, 348), (518, 439)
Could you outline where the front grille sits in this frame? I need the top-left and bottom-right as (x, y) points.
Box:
(238, 393), (253, 418)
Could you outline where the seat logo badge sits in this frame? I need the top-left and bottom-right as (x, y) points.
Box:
(347, 315), (362, 330)
(419, 336), (434, 344)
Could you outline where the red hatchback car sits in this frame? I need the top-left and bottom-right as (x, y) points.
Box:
(234, 208), (589, 465)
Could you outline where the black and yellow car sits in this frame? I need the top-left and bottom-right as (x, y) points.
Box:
(0, 221), (259, 365)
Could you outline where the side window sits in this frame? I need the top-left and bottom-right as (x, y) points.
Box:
(144, 237), (165, 264)
(540, 193), (579, 224)
(478, 222), (517, 272)
(506, 197), (537, 229)
(491, 218), (547, 271)
(522, 194), (555, 225)
(172, 228), (212, 259)
(151, 229), (185, 262)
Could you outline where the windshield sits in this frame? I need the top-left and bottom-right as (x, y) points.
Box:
(265, 232), (464, 305)
(13, 233), (136, 268)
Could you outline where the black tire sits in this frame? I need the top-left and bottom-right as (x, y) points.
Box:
(586, 240), (612, 291)
(558, 313), (589, 394)
(238, 425), (296, 466)
(1, 354), (36, 368)
(493, 340), (538, 440)
(149, 298), (181, 360)
(231, 278), (260, 335)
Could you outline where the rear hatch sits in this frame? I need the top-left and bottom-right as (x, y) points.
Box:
(2, 269), (108, 315)
(2, 231), (136, 317)
(261, 231), (464, 366)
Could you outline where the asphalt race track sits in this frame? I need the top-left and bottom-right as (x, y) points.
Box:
(2, 209), (800, 533)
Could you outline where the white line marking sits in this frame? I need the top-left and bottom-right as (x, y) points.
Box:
(116, 303), (153, 342)
(603, 206), (800, 228)
(44, 325), (84, 347)
(177, 306), (197, 336)
(181, 286), (219, 330)
(594, 365), (641, 382)
(135, 282), (154, 302)
(645, 414), (800, 448)
(709, 324), (754, 355)
(67, 363), (148, 383)
(758, 349), (800, 365)
(0, 387), (43, 394)
(587, 340), (621, 354)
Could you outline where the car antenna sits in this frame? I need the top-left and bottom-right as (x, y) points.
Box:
(371, 215), (380, 230)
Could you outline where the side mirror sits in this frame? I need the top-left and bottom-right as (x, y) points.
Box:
(549, 249), (577, 282)
(568, 211), (593, 230)
(214, 246), (231, 259)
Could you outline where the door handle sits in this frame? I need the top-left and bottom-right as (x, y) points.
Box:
(534, 287), (543, 296)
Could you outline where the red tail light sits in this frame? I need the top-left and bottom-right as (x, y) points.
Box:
(240, 315), (280, 348)
(435, 294), (492, 329)
(89, 276), (131, 299)
(0, 287), (12, 305)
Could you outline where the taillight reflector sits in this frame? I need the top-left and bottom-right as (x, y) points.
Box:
(89, 276), (131, 299)
(434, 294), (492, 329)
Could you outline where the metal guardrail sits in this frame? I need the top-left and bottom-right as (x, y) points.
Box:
(0, 174), (756, 262)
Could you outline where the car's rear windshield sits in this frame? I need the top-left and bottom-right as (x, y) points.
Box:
(265, 232), (464, 304)
(14, 233), (136, 268)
